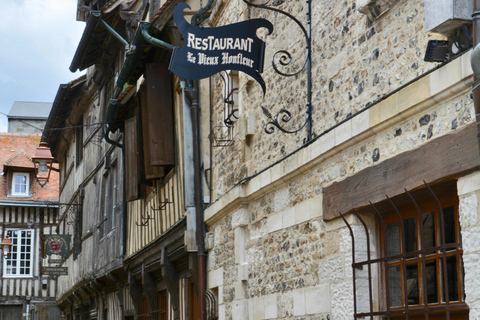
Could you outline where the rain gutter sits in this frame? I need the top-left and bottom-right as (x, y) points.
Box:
(0, 200), (59, 208)
(104, 99), (123, 149)
(473, 0), (480, 157)
(116, 22), (177, 88)
(70, 10), (129, 72)
(99, 18), (129, 50)
(139, 22), (177, 51)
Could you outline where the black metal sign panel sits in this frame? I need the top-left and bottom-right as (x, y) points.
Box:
(44, 235), (71, 258)
(169, 3), (273, 94)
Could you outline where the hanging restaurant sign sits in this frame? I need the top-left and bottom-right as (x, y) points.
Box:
(44, 235), (71, 258)
(169, 2), (273, 94)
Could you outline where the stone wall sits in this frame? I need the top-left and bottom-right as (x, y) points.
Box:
(208, 0), (447, 200)
(204, 0), (478, 319)
(458, 172), (480, 319)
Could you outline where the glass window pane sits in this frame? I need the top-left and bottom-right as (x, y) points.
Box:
(444, 257), (459, 302)
(422, 211), (435, 249)
(403, 217), (417, 253)
(3, 229), (33, 276)
(388, 266), (402, 307)
(387, 222), (400, 258)
(14, 174), (27, 194)
(443, 206), (456, 245)
(425, 260), (438, 303)
(406, 263), (419, 305)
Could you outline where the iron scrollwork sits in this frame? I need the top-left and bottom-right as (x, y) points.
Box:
(243, 0), (313, 141)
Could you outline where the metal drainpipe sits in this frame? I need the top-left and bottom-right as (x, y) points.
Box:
(189, 1), (215, 318)
(188, 80), (207, 320)
(474, 0), (480, 156)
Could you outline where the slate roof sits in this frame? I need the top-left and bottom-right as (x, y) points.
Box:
(8, 101), (53, 120)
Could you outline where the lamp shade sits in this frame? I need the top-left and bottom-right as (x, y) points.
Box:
(32, 142), (54, 163)
(31, 142), (54, 187)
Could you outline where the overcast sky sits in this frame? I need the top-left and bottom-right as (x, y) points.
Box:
(0, 0), (85, 132)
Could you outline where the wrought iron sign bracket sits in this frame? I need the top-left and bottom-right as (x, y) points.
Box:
(243, 0), (313, 142)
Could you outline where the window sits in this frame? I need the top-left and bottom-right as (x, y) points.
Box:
(223, 70), (239, 129)
(11, 172), (30, 196)
(136, 290), (168, 320)
(222, 70), (239, 141)
(342, 186), (467, 319)
(100, 161), (117, 238)
(380, 195), (466, 318)
(75, 117), (83, 167)
(3, 229), (34, 277)
(73, 202), (83, 260)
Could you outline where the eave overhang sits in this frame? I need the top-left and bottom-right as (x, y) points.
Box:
(69, 10), (118, 72)
(43, 75), (87, 158)
(0, 200), (59, 208)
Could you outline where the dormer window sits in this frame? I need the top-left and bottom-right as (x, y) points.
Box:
(12, 172), (30, 196)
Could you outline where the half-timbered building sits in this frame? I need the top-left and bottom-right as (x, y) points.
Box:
(45, 0), (480, 319)
(0, 133), (60, 320)
(44, 0), (208, 319)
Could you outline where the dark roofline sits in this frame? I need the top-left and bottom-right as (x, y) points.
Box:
(69, 11), (102, 72)
(43, 76), (87, 155)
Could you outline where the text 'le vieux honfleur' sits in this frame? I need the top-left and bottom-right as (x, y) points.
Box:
(186, 33), (256, 68)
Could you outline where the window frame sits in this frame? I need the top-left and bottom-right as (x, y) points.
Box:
(377, 194), (467, 319)
(99, 160), (117, 239)
(222, 70), (239, 139)
(75, 117), (84, 167)
(11, 172), (30, 197)
(2, 228), (35, 278)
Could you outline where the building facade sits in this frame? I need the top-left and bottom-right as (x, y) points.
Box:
(46, 0), (480, 319)
(7, 102), (53, 134)
(203, 0), (480, 319)
(0, 133), (60, 320)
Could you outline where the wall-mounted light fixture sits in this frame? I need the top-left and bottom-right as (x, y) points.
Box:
(424, 40), (451, 62)
(32, 142), (54, 187)
(1, 235), (13, 257)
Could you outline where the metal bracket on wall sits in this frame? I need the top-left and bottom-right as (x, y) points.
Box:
(208, 126), (234, 147)
(150, 198), (172, 212)
(243, 0), (313, 142)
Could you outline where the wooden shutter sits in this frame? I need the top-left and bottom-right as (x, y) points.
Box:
(143, 63), (175, 167)
(125, 116), (140, 201)
(139, 84), (165, 180)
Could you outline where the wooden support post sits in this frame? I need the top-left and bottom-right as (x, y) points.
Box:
(128, 271), (143, 316)
(142, 264), (158, 320)
(162, 250), (180, 320)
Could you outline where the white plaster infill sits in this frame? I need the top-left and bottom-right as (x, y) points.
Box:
(204, 51), (474, 226)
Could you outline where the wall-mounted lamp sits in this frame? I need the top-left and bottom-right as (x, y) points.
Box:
(471, 42), (480, 78)
(32, 142), (54, 187)
(1, 235), (13, 257)
(424, 40), (451, 62)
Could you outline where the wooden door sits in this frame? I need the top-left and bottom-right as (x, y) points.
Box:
(0, 305), (23, 320)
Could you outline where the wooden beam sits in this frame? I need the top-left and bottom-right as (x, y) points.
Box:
(162, 249), (180, 319)
(128, 271), (143, 315)
(142, 264), (158, 320)
(189, 252), (199, 297)
(323, 123), (480, 220)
